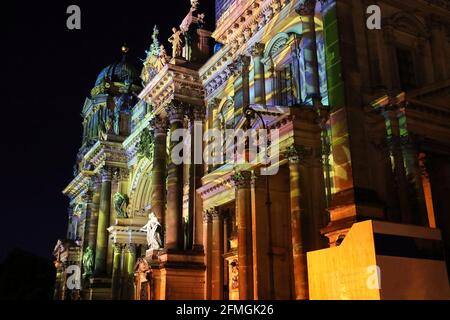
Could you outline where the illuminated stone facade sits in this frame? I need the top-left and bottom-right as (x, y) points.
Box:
(54, 0), (450, 300)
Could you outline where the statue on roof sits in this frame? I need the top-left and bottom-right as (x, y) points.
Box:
(157, 45), (169, 70)
(191, 0), (199, 11)
(168, 27), (184, 58)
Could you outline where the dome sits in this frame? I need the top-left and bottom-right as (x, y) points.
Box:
(94, 47), (140, 86)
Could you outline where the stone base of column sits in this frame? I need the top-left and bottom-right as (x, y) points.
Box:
(88, 277), (112, 300)
(153, 251), (205, 300)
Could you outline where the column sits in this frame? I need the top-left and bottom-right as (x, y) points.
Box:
(230, 56), (251, 124)
(296, 0), (321, 108)
(165, 102), (185, 250)
(287, 151), (309, 300)
(111, 243), (123, 299)
(125, 244), (137, 300)
(250, 43), (266, 105)
(94, 168), (112, 275)
(429, 17), (448, 82)
(87, 180), (100, 251)
(150, 115), (168, 229)
(203, 211), (213, 300)
(383, 107), (410, 223)
(264, 58), (276, 106)
(189, 105), (206, 251)
(211, 208), (224, 300)
(82, 190), (93, 251)
(402, 137), (429, 226)
(233, 171), (253, 300)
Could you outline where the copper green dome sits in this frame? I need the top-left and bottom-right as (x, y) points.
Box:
(95, 47), (140, 86)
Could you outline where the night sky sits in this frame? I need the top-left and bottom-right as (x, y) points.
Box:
(2, 0), (215, 263)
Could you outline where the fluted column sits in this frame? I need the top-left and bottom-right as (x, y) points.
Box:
(233, 171), (253, 300)
(296, 0), (321, 107)
(287, 150), (309, 300)
(211, 208), (224, 300)
(250, 43), (266, 105)
(111, 243), (123, 300)
(150, 115), (168, 230)
(94, 168), (112, 275)
(165, 102), (185, 250)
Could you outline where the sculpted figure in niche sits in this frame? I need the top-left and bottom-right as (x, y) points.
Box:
(82, 246), (94, 278)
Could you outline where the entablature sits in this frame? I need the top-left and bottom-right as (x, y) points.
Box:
(138, 63), (205, 116)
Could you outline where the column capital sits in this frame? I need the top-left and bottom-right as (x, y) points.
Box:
(232, 170), (253, 189)
(150, 115), (169, 135)
(207, 98), (221, 110)
(249, 42), (265, 58)
(100, 167), (113, 182)
(113, 243), (125, 251)
(166, 101), (186, 124)
(113, 168), (129, 182)
(229, 55), (251, 76)
(203, 210), (212, 224)
(210, 208), (222, 220)
(284, 145), (313, 164)
(81, 190), (93, 203)
(127, 243), (137, 254)
(190, 105), (206, 122)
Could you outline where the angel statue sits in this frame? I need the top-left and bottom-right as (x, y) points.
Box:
(114, 192), (129, 218)
(82, 246), (94, 278)
(140, 213), (163, 251)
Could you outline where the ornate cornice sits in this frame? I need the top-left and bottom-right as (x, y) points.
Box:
(200, 0), (296, 99)
(139, 64), (204, 114)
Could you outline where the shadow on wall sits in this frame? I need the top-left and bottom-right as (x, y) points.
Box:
(0, 248), (55, 300)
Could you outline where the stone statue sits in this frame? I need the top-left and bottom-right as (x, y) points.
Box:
(157, 45), (169, 70)
(140, 213), (163, 250)
(114, 192), (129, 218)
(168, 27), (184, 58)
(191, 0), (199, 11)
(98, 111), (113, 140)
(82, 246), (94, 278)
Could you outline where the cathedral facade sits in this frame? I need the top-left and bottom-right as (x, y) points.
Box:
(53, 0), (450, 300)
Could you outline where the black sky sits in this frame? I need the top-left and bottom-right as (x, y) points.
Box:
(2, 0), (216, 262)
